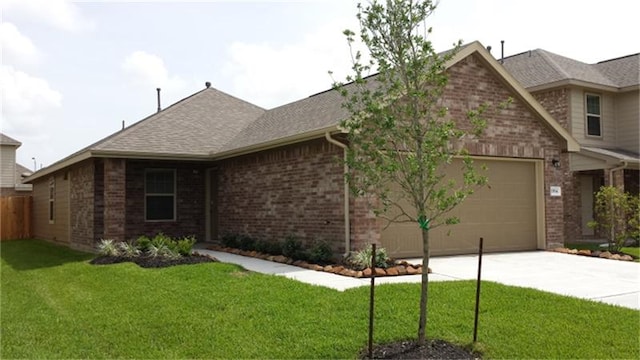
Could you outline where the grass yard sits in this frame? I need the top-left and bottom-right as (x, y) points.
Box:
(1, 240), (639, 359)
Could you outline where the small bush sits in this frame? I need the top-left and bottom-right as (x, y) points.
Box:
(308, 241), (334, 265)
(176, 236), (196, 256)
(118, 241), (141, 258)
(135, 236), (151, 252)
(151, 233), (173, 248)
(238, 235), (256, 251)
(264, 241), (283, 256)
(221, 233), (239, 248)
(349, 244), (391, 270)
(282, 235), (305, 260)
(97, 239), (120, 257)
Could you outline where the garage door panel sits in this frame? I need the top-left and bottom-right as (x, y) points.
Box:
(380, 159), (539, 258)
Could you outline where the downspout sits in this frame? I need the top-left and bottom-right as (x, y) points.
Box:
(608, 161), (628, 187)
(607, 161), (628, 244)
(325, 132), (350, 257)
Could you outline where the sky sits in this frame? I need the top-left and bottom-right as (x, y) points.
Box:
(2, 0), (639, 170)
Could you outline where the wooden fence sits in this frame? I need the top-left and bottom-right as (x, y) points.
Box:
(0, 196), (32, 241)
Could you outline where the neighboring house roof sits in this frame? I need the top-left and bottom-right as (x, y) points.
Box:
(501, 49), (639, 91)
(15, 163), (32, 182)
(26, 41), (580, 182)
(0, 133), (22, 147)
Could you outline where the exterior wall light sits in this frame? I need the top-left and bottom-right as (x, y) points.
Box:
(551, 159), (560, 168)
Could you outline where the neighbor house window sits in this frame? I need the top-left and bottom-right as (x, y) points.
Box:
(145, 169), (176, 221)
(48, 177), (55, 223)
(585, 94), (601, 137)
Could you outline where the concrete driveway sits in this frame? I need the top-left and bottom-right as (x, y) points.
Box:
(197, 247), (639, 310)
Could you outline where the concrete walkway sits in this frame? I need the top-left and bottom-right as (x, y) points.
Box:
(195, 247), (639, 310)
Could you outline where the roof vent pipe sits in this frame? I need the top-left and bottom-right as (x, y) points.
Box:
(156, 88), (161, 113)
(486, 45), (492, 54)
(500, 40), (504, 64)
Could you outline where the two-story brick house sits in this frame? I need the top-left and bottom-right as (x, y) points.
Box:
(502, 50), (639, 242)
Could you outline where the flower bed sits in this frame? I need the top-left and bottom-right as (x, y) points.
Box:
(207, 244), (430, 278)
(551, 247), (635, 261)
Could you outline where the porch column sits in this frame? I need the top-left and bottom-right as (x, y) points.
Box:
(104, 158), (126, 242)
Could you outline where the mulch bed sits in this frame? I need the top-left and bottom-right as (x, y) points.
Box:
(90, 253), (217, 268)
(361, 339), (480, 359)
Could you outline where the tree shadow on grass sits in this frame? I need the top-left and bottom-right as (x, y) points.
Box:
(1, 239), (93, 271)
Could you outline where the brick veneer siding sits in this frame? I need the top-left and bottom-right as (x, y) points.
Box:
(442, 54), (567, 247)
(532, 88), (571, 130)
(69, 159), (96, 251)
(125, 160), (208, 241)
(104, 158), (126, 242)
(217, 139), (347, 254)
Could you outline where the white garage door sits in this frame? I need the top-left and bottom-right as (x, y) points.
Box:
(380, 158), (542, 258)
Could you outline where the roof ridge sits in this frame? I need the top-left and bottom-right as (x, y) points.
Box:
(536, 49), (572, 79)
(596, 52), (640, 64)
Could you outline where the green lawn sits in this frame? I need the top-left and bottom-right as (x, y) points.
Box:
(1, 240), (638, 359)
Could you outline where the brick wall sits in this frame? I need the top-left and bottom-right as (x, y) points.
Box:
(104, 158), (126, 242)
(443, 54), (567, 247)
(217, 139), (347, 254)
(532, 88), (571, 130)
(125, 160), (208, 241)
(69, 159), (95, 251)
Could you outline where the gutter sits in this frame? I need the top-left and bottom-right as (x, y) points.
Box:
(324, 132), (351, 257)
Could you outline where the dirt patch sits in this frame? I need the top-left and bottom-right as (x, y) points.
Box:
(90, 253), (216, 268)
(361, 339), (480, 359)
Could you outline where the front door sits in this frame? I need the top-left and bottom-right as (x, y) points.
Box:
(580, 175), (594, 236)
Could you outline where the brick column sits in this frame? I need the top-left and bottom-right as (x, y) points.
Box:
(104, 158), (126, 242)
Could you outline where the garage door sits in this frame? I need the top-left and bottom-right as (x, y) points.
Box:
(380, 158), (541, 258)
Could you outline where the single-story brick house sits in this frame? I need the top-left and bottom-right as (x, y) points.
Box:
(25, 42), (580, 257)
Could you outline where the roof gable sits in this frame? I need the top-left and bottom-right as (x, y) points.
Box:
(0, 133), (21, 147)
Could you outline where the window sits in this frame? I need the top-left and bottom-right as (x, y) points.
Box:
(145, 169), (176, 221)
(585, 94), (601, 137)
(48, 177), (55, 223)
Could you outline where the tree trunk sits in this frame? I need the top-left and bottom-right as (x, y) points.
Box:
(417, 227), (430, 345)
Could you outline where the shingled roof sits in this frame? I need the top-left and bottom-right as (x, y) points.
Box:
(501, 49), (639, 90)
(0, 133), (22, 147)
(27, 41), (581, 182)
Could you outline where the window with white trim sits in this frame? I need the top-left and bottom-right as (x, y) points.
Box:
(585, 94), (601, 137)
(48, 177), (55, 223)
(145, 169), (176, 221)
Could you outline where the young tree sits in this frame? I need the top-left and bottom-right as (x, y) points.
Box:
(333, 0), (493, 344)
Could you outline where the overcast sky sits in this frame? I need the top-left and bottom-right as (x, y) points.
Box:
(2, 0), (639, 170)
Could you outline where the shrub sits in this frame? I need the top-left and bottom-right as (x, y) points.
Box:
(588, 186), (640, 252)
(349, 244), (391, 270)
(221, 233), (239, 248)
(264, 241), (283, 256)
(118, 241), (141, 258)
(97, 239), (120, 257)
(135, 235), (152, 252)
(282, 235), (306, 260)
(308, 241), (334, 265)
(176, 236), (196, 256)
(238, 235), (256, 251)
